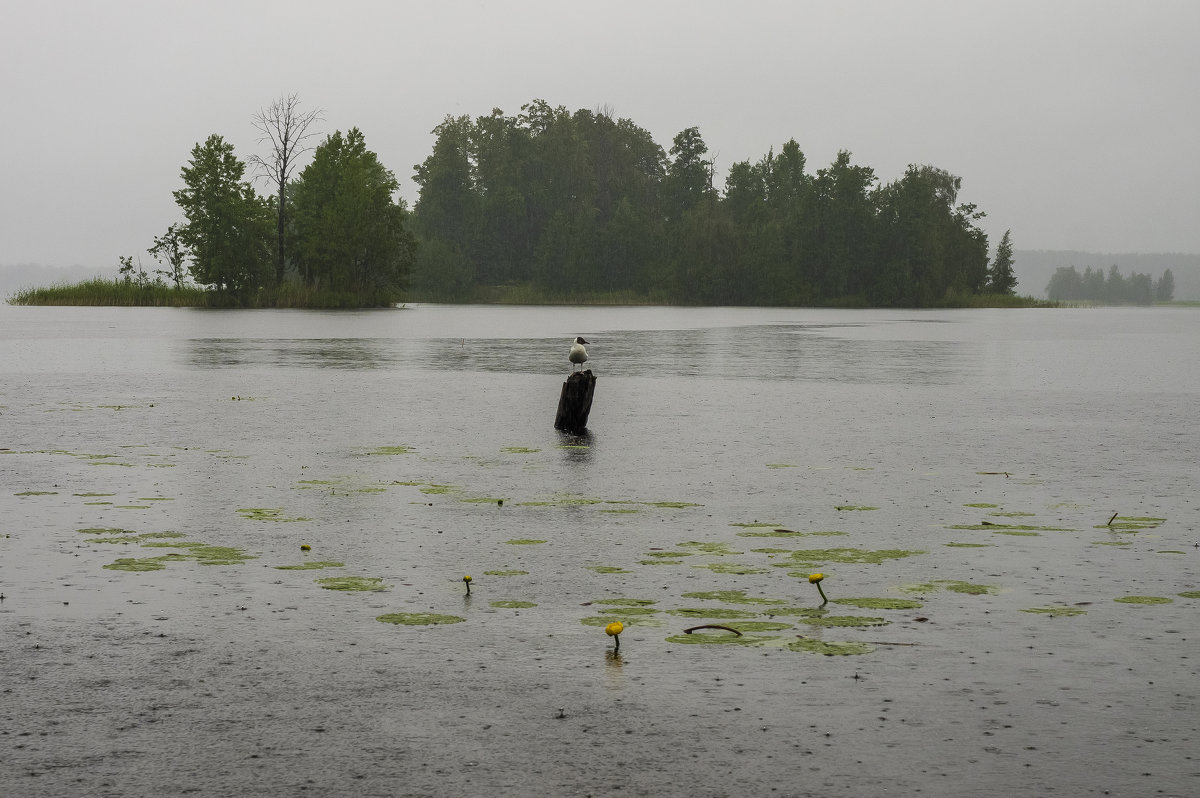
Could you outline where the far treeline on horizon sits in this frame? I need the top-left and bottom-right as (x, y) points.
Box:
(6, 96), (1192, 309)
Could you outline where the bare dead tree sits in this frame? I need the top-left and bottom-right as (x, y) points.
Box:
(249, 93), (323, 285)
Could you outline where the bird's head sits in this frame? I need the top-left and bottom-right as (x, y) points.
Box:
(575, 337), (589, 345)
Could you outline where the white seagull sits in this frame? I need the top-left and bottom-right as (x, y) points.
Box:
(568, 336), (589, 371)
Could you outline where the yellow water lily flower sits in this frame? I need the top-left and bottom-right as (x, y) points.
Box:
(808, 573), (824, 583)
(463, 575), (472, 594)
(809, 573), (829, 605)
(605, 621), (624, 636)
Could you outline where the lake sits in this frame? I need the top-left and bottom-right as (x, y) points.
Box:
(1, 303), (1197, 797)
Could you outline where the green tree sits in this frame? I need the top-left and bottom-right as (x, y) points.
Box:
(987, 229), (1017, 294)
(290, 128), (415, 298)
(1155, 268), (1175, 301)
(147, 223), (190, 287)
(172, 134), (272, 293)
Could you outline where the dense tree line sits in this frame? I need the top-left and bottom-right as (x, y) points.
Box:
(410, 100), (1015, 306)
(153, 96), (414, 306)
(1046, 265), (1174, 304)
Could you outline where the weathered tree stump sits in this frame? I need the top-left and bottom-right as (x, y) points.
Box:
(554, 370), (596, 432)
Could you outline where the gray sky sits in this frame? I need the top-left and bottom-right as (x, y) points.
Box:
(2, 0), (1198, 270)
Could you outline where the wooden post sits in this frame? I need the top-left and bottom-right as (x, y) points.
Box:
(554, 370), (596, 432)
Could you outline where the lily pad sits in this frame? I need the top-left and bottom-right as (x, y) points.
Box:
(316, 576), (389, 591)
(681, 590), (786, 606)
(377, 612), (464, 625)
(490, 600), (537, 609)
(1022, 606), (1087, 617)
(587, 566), (629, 574)
(593, 598), (657, 606)
(737, 529), (848, 538)
(1178, 591), (1200, 599)
(1113, 595), (1173, 605)
(832, 597), (923, 610)
(898, 580), (996, 595)
(237, 508), (310, 522)
(484, 569), (529, 576)
(505, 539), (546, 545)
(778, 547), (925, 566)
(802, 615), (890, 628)
(368, 445), (414, 455)
(275, 561), (345, 570)
(103, 557), (169, 572)
(665, 631), (774, 646)
(580, 615), (662, 628)
(692, 563), (769, 575)
(666, 608), (761, 620)
(786, 638), (874, 656)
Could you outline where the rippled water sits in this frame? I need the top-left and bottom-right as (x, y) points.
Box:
(2, 304), (1197, 797)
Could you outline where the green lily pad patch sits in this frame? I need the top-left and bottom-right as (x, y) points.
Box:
(484, 569), (529, 576)
(505, 539), (546, 545)
(490, 600), (537, 609)
(1022, 606), (1088, 617)
(944, 542), (993, 548)
(275, 561), (345, 570)
(16, 491), (58, 496)
(78, 527), (137, 535)
(501, 447), (540, 453)
(766, 463), (797, 469)
(676, 542), (739, 554)
(802, 615), (889, 628)
(1113, 595), (1173, 605)
(692, 563), (769, 575)
(899, 580), (996, 595)
(835, 505), (878, 511)
(989, 511), (1035, 517)
(593, 598), (657, 606)
(964, 503), (999, 508)
(786, 638), (874, 656)
(729, 521), (785, 528)
(580, 615), (662, 628)
(777, 547), (926, 566)
(726, 621), (793, 632)
(1178, 591), (1200, 599)
(681, 590), (785, 606)
(74, 492), (116, 497)
(738, 529), (848, 538)
(316, 576), (389, 591)
(832, 597), (923, 610)
(587, 566), (629, 574)
(666, 608), (761, 620)
(1092, 540), (1132, 546)
(1100, 516), (1166, 531)
(643, 501), (703, 509)
(104, 557), (170, 572)
(644, 550), (692, 558)
(367, 445), (414, 455)
(948, 523), (1073, 532)
(377, 612), (464, 625)
(665, 631), (774, 646)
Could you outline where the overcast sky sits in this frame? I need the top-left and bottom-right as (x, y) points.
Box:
(2, 0), (1198, 270)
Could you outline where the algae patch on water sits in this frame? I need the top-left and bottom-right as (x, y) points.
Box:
(587, 566), (629, 574)
(484, 569), (529, 576)
(316, 576), (389, 591)
(505, 539), (546, 545)
(377, 612), (464, 625)
(490, 600), (537, 609)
